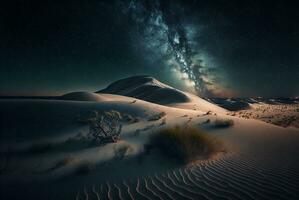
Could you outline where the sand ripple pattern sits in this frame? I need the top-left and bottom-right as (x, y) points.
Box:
(75, 149), (299, 200)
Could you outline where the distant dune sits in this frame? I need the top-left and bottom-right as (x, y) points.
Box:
(207, 98), (251, 111)
(208, 97), (299, 128)
(60, 92), (110, 102)
(59, 91), (139, 103)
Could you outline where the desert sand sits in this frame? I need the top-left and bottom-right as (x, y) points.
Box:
(0, 76), (298, 199)
(228, 103), (299, 128)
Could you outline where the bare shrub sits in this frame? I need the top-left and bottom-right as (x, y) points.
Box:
(88, 110), (122, 144)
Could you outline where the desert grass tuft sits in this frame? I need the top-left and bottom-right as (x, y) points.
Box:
(146, 126), (223, 164)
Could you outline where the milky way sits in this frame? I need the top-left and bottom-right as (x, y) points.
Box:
(2, 1), (298, 97)
(122, 0), (213, 96)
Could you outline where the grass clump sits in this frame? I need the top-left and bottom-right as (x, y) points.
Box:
(146, 126), (223, 164)
(214, 119), (234, 128)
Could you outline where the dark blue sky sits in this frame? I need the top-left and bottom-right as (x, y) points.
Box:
(1, 0), (298, 97)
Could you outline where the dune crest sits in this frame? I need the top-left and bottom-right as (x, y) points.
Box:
(59, 91), (137, 102)
(95, 75), (227, 113)
(97, 75), (190, 105)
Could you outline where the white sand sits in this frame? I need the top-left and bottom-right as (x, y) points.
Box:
(1, 76), (298, 199)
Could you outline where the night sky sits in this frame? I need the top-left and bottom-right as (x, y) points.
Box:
(1, 0), (298, 97)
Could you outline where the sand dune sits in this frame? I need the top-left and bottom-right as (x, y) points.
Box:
(60, 91), (111, 102)
(170, 92), (227, 114)
(1, 77), (299, 199)
(74, 120), (299, 200)
(97, 75), (227, 113)
(97, 75), (190, 105)
(59, 91), (137, 102)
(229, 103), (299, 128)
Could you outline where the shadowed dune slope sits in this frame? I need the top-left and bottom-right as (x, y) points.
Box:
(97, 75), (190, 105)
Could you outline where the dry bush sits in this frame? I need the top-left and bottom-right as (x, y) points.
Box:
(88, 110), (122, 143)
(146, 126), (223, 164)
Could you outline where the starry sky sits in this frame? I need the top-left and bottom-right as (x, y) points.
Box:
(1, 0), (298, 97)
